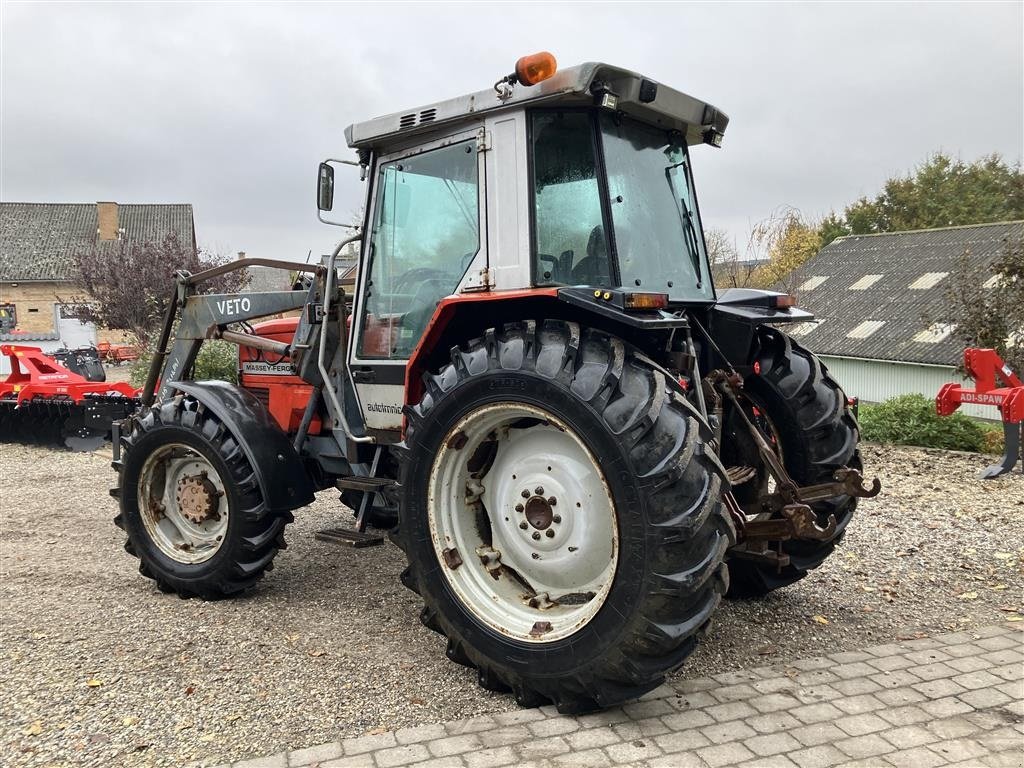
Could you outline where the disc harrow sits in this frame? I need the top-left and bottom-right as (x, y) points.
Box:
(0, 344), (140, 451)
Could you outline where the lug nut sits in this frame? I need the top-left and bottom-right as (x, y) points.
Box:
(515, 504), (524, 513)
(532, 531), (541, 541)
(552, 515), (561, 524)
(519, 521), (528, 530)
(521, 489), (530, 498)
(547, 496), (557, 506)
(534, 486), (544, 495)
(545, 529), (555, 538)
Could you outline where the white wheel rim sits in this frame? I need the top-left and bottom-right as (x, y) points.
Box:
(428, 403), (618, 643)
(138, 443), (229, 564)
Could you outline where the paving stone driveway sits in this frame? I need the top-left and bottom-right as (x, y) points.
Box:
(224, 624), (1023, 768)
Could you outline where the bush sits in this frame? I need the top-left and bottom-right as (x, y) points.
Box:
(858, 393), (988, 452)
(129, 340), (239, 388)
(981, 423), (1007, 456)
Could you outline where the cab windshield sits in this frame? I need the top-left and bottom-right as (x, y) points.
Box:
(530, 110), (713, 302)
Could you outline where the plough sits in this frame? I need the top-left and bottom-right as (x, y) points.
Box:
(937, 348), (1023, 478)
(0, 344), (139, 450)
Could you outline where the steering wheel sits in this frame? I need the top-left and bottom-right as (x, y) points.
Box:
(391, 267), (450, 296)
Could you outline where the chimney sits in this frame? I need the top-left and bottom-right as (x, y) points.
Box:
(97, 202), (119, 240)
(237, 251), (246, 260)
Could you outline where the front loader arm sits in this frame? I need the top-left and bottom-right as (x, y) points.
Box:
(141, 258), (325, 407)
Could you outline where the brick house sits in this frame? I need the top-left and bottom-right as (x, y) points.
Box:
(0, 201), (195, 361)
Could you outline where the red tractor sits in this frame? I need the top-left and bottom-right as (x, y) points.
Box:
(112, 54), (878, 713)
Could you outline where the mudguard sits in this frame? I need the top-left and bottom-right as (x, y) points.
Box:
(169, 380), (316, 512)
(710, 288), (813, 370)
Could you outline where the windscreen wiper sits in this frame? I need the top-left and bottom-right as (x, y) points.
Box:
(664, 162), (703, 288)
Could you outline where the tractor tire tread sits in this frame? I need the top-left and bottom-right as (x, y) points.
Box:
(393, 320), (731, 713)
(114, 394), (287, 600)
(727, 326), (861, 597)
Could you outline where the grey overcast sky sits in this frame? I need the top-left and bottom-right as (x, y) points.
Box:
(1, 1), (1022, 260)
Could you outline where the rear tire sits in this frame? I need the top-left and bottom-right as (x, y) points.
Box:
(113, 395), (290, 599)
(724, 327), (861, 597)
(394, 320), (734, 712)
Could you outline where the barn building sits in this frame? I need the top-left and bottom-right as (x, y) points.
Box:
(779, 220), (1023, 419)
(0, 201), (195, 371)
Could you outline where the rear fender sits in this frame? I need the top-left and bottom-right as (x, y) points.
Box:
(403, 288), (688, 410)
(710, 289), (813, 371)
(169, 380), (315, 512)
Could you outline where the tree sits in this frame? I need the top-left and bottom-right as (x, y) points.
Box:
(843, 152), (1024, 235)
(706, 227), (758, 288)
(748, 208), (823, 291)
(817, 211), (850, 248)
(64, 233), (248, 349)
(943, 236), (1024, 376)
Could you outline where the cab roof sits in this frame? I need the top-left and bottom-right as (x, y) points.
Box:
(344, 62), (729, 152)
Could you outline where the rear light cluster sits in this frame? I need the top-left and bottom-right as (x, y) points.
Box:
(591, 289), (669, 312)
(770, 294), (797, 309)
(623, 292), (669, 311)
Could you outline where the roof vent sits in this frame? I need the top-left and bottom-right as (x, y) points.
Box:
(847, 320), (885, 339)
(799, 276), (828, 291)
(908, 272), (948, 290)
(849, 274), (882, 290)
(398, 109), (439, 131)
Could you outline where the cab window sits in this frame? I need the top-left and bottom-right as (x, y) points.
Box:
(530, 111), (612, 287)
(359, 140), (480, 359)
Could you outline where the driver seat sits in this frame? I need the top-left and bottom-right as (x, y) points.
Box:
(571, 225), (612, 286)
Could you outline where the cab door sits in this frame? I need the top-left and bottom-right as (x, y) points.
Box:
(349, 129), (486, 433)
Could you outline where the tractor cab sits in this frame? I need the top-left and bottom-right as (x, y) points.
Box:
(319, 55), (744, 431)
(327, 55), (728, 307)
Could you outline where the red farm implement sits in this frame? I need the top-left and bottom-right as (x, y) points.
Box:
(0, 344), (140, 450)
(97, 341), (140, 365)
(937, 348), (1024, 478)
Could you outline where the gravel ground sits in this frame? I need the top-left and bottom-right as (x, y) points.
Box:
(1, 441), (1021, 767)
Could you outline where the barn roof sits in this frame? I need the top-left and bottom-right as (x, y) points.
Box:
(780, 220), (1024, 366)
(0, 202), (196, 282)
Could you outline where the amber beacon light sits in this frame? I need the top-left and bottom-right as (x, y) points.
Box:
(515, 52), (557, 86)
(495, 52), (557, 96)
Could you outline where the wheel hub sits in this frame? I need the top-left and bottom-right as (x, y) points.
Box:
(175, 474), (220, 524)
(523, 494), (554, 530)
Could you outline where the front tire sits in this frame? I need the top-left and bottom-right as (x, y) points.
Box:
(394, 320), (734, 712)
(723, 327), (861, 597)
(113, 395), (290, 599)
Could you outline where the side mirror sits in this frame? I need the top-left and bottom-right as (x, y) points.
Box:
(317, 162), (335, 211)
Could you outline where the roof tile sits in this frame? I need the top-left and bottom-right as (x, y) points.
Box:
(0, 202), (195, 282)
(777, 220), (1024, 366)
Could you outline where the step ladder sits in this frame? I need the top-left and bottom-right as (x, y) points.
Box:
(315, 447), (398, 547)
